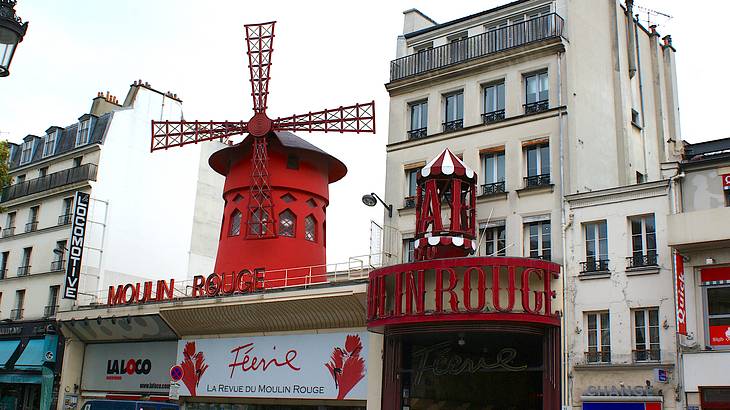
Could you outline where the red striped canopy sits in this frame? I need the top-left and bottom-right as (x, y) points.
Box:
(419, 148), (475, 180)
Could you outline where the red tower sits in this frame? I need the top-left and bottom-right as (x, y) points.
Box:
(150, 22), (375, 287)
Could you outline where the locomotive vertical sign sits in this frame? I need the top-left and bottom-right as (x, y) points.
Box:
(63, 191), (90, 300)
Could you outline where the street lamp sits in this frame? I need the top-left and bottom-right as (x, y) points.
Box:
(0, 0), (28, 78)
(362, 192), (393, 218)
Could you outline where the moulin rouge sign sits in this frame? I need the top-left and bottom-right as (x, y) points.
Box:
(367, 257), (561, 328)
(107, 268), (265, 306)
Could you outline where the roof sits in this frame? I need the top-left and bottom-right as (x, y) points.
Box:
(419, 148), (475, 180)
(8, 113), (112, 170)
(685, 137), (730, 160)
(208, 131), (347, 183)
(404, 0), (532, 39)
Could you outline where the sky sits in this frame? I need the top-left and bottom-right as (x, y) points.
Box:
(0, 0), (728, 270)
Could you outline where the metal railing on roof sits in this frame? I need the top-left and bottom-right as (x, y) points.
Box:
(390, 13), (564, 82)
(2, 163), (97, 202)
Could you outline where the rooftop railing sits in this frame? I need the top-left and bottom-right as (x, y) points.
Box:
(2, 163), (97, 203)
(390, 13), (564, 82)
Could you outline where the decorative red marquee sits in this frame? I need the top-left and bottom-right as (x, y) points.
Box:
(367, 257), (560, 330)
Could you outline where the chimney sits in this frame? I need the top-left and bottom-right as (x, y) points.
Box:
(90, 90), (120, 116)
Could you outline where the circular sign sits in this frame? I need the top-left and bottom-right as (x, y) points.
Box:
(170, 364), (184, 382)
(724, 174), (730, 185)
(44, 351), (54, 361)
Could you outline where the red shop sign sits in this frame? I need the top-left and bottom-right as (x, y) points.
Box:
(723, 174), (730, 190)
(709, 325), (730, 346)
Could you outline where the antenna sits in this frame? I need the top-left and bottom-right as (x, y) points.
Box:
(633, 3), (673, 27)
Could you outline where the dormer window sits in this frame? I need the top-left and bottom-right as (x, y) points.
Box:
(76, 120), (91, 147)
(19, 141), (33, 165)
(42, 131), (58, 158)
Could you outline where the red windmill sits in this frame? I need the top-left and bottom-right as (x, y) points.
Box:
(151, 22), (375, 286)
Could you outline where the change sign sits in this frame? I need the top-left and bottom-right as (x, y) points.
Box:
(63, 191), (90, 300)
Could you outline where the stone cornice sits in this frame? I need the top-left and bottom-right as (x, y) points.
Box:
(566, 180), (669, 209)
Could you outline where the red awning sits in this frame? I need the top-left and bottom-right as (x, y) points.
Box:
(419, 148), (475, 180)
(701, 267), (730, 284)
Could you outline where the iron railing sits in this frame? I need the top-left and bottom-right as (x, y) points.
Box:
(1, 163), (97, 202)
(404, 196), (416, 209)
(633, 349), (661, 362)
(50, 260), (65, 272)
(2, 227), (14, 237)
(17, 265), (30, 276)
(585, 350), (611, 364)
(524, 174), (551, 188)
(24, 221), (37, 233)
(627, 253), (658, 269)
(581, 259), (610, 273)
(481, 181), (506, 196)
(43, 305), (59, 318)
(407, 127), (428, 140)
(58, 214), (72, 226)
(482, 109), (506, 124)
(442, 119), (464, 132)
(390, 13), (565, 81)
(524, 99), (549, 114)
(10, 309), (23, 320)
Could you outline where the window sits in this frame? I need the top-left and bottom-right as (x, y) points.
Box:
(483, 222), (506, 256)
(19, 247), (32, 276)
(286, 154), (299, 170)
(248, 208), (271, 236)
(15, 174), (25, 184)
(481, 151), (505, 195)
(704, 280), (730, 348)
(408, 100), (428, 139)
(13, 290), (25, 320)
(228, 210), (242, 236)
(281, 193), (295, 203)
(586, 311), (611, 363)
(633, 308), (660, 361)
(278, 209), (296, 237)
(724, 187), (730, 207)
(405, 168), (419, 208)
(52, 240), (66, 271)
(0, 252), (7, 279)
(76, 120), (91, 146)
(39, 167), (48, 178)
(403, 238), (415, 263)
(305, 198), (317, 208)
(631, 109), (641, 127)
(526, 220), (551, 260)
(46, 286), (60, 317)
(443, 91), (464, 131)
(20, 141), (33, 165)
(629, 214), (657, 268)
(26, 205), (39, 233)
(524, 71), (549, 113)
(42, 131), (57, 158)
(636, 171), (646, 184)
(73, 156), (82, 168)
(304, 215), (316, 242)
(6, 212), (15, 228)
(414, 43), (433, 70)
(524, 143), (550, 187)
(483, 82), (505, 123)
(583, 221), (608, 272)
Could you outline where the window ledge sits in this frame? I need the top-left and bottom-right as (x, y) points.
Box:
(631, 121), (643, 130)
(573, 362), (674, 371)
(516, 184), (554, 197)
(578, 271), (611, 280)
(477, 192), (508, 203)
(626, 266), (660, 276)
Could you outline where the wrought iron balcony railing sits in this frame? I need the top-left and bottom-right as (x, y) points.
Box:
(633, 349), (661, 362)
(58, 213), (72, 226)
(585, 350), (611, 364)
(10, 309), (23, 320)
(524, 174), (551, 188)
(580, 259), (610, 273)
(404, 196), (416, 209)
(17, 265), (30, 276)
(2, 227), (15, 238)
(524, 99), (549, 114)
(482, 109), (506, 124)
(407, 127), (428, 140)
(1, 163), (98, 203)
(43, 305), (59, 318)
(481, 181), (506, 196)
(50, 260), (66, 272)
(390, 13), (565, 81)
(24, 221), (38, 233)
(627, 253), (658, 269)
(442, 119), (464, 133)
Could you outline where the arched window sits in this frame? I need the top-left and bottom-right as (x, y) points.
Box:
(279, 209), (296, 237)
(229, 210), (242, 236)
(304, 215), (316, 242)
(248, 208), (270, 236)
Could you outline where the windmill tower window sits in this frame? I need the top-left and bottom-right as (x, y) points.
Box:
(304, 215), (317, 242)
(229, 210), (242, 236)
(279, 209), (296, 237)
(248, 208), (271, 236)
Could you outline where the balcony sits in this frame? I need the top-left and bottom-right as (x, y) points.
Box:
(10, 309), (23, 320)
(442, 119), (464, 133)
(407, 127), (428, 140)
(481, 181), (506, 196)
(43, 305), (59, 318)
(2, 227), (15, 238)
(1, 163), (98, 203)
(482, 109), (506, 124)
(524, 99), (549, 114)
(524, 174), (551, 188)
(633, 349), (661, 362)
(585, 350), (611, 364)
(58, 213), (72, 226)
(627, 253), (658, 269)
(50, 260), (66, 272)
(390, 13), (565, 82)
(24, 221), (38, 233)
(17, 265), (30, 276)
(404, 196), (416, 209)
(580, 259), (610, 274)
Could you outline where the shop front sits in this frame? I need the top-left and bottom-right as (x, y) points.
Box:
(0, 320), (62, 410)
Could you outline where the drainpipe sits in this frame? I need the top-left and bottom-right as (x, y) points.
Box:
(667, 169), (685, 407)
(634, 15), (649, 179)
(557, 49), (570, 409)
(626, 0), (637, 78)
